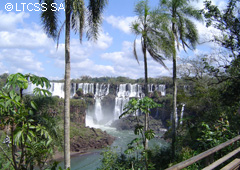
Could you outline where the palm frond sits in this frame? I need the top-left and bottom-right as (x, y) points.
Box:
(40, 0), (59, 40)
(147, 27), (173, 58)
(134, 0), (149, 18)
(141, 36), (146, 55)
(133, 39), (140, 65)
(176, 11), (186, 51)
(184, 17), (199, 49)
(147, 45), (168, 70)
(131, 21), (142, 35)
(71, 0), (85, 43)
(87, 0), (108, 41)
(182, 5), (203, 21)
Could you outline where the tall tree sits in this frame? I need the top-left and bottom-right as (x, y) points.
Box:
(40, 0), (108, 168)
(203, 0), (240, 112)
(160, 0), (202, 159)
(131, 0), (173, 150)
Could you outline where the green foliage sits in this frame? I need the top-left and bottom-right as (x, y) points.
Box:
(0, 73), (56, 170)
(97, 147), (125, 170)
(174, 147), (200, 170)
(117, 97), (162, 169)
(203, 0), (240, 57)
(4, 73), (52, 98)
(203, 0), (240, 112)
(121, 97), (162, 119)
(197, 117), (235, 151)
(99, 145), (178, 170)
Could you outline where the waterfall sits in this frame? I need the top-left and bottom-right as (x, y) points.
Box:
(157, 84), (166, 96)
(78, 83), (94, 94)
(49, 82), (65, 98)
(23, 82), (37, 95)
(180, 103), (185, 125)
(148, 84), (154, 93)
(113, 83), (144, 120)
(23, 82), (65, 98)
(24, 82), (167, 127)
(94, 98), (103, 122)
(175, 107), (178, 128)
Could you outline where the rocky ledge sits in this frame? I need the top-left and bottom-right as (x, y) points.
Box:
(70, 124), (115, 153)
(111, 115), (167, 133)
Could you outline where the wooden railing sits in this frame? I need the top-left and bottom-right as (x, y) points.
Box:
(166, 135), (240, 170)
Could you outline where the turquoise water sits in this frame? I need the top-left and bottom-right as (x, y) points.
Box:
(58, 126), (167, 170)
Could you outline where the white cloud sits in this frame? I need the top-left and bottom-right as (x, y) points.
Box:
(0, 29), (53, 49)
(100, 40), (172, 78)
(0, 11), (29, 31)
(93, 32), (113, 49)
(0, 62), (8, 75)
(101, 52), (124, 61)
(0, 11), (54, 50)
(0, 9), (172, 79)
(0, 49), (44, 73)
(105, 15), (137, 34)
(190, 0), (227, 11)
(49, 31), (113, 70)
(71, 58), (116, 78)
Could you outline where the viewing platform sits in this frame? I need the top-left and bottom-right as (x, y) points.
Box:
(166, 135), (240, 170)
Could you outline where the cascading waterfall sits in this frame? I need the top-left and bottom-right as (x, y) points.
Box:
(180, 103), (185, 125)
(157, 84), (166, 96)
(78, 83), (94, 94)
(175, 107), (178, 128)
(113, 84), (144, 120)
(23, 82), (65, 98)
(23, 82), (37, 95)
(94, 98), (103, 122)
(148, 84), (166, 96)
(77, 83), (110, 126)
(24, 82), (167, 127)
(49, 82), (65, 98)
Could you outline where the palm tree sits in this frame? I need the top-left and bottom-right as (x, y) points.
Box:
(40, 0), (108, 168)
(131, 0), (173, 150)
(160, 0), (202, 159)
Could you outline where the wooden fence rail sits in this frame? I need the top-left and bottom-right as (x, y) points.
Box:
(166, 135), (240, 170)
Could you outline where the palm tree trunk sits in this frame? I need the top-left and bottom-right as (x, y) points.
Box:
(143, 35), (149, 170)
(172, 42), (177, 160)
(143, 39), (148, 151)
(64, 0), (71, 168)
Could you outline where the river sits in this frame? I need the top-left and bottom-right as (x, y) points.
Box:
(58, 125), (168, 170)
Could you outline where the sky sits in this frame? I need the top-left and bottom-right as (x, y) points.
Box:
(0, 0), (227, 80)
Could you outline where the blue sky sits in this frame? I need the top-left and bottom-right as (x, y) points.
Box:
(0, 0), (226, 80)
